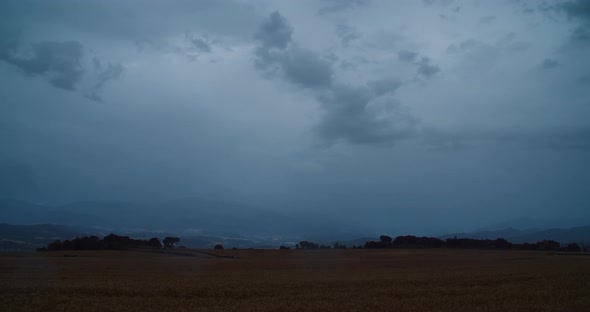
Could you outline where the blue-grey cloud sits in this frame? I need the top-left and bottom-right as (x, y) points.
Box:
(254, 11), (293, 50)
(571, 25), (590, 41)
(315, 84), (418, 145)
(540, 58), (559, 69)
(416, 57), (440, 78)
(479, 16), (495, 24)
(398, 50), (418, 63)
(317, 0), (371, 15)
(86, 58), (124, 102)
(398, 50), (440, 78)
(556, 0), (590, 42)
(335, 24), (361, 47)
(421, 0), (454, 7)
(422, 126), (590, 151)
(2, 0), (589, 233)
(562, 0), (590, 21)
(254, 12), (415, 146)
(1, 40), (84, 90)
(281, 47), (333, 88)
(0, 161), (39, 200)
(190, 38), (211, 53)
(368, 77), (403, 96)
(254, 12), (332, 88)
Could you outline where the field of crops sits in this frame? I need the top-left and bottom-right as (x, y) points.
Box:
(1, 249), (589, 311)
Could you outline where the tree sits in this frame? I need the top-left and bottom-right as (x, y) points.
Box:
(333, 241), (346, 249)
(566, 243), (581, 252)
(214, 244), (224, 250)
(298, 241), (320, 250)
(148, 237), (162, 249)
(163, 237), (180, 248)
(380, 235), (393, 244)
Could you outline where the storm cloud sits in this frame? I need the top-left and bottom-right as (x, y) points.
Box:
(1, 0), (589, 235)
(254, 11), (415, 145)
(1, 40), (84, 90)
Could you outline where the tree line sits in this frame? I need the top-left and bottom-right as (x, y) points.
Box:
(36, 234), (181, 251)
(294, 235), (582, 252)
(37, 233), (583, 252)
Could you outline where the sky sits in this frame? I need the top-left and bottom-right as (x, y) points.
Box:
(1, 0), (589, 234)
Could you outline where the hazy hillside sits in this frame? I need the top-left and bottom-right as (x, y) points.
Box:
(440, 226), (590, 244)
(0, 197), (363, 241)
(0, 223), (87, 251)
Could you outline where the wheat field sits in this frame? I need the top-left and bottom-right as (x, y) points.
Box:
(1, 249), (589, 311)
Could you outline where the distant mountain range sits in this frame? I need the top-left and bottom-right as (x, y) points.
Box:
(439, 226), (590, 244)
(2, 198), (589, 251)
(0, 223), (87, 251)
(0, 197), (364, 243)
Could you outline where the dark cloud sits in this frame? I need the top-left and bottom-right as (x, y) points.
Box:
(446, 38), (501, 74)
(86, 58), (124, 102)
(254, 12), (415, 146)
(368, 77), (403, 96)
(254, 12), (332, 88)
(317, 0), (371, 15)
(416, 57), (440, 78)
(0, 0), (263, 42)
(562, 0), (590, 21)
(421, 0), (454, 7)
(254, 11), (293, 50)
(1, 0), (589, 232)
(190, 38), (211, 53)
(398, 50), (418, 63)
(281, 47), (333, 88)
(335, 24), (361, 47)
(315, 85), (418, 145)
(0, 34), (122, 101)
(1, 40), (84, 90)
(399, 50), (440, 78)
(572, 25), (590, 41)
(540, 58), (559, 69)
(422, 126), (590, 151)
(558, 0), (590, 42)
(479, 16), (495, 24)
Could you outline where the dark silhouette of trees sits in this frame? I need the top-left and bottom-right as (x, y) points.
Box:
(148, 237), (162, 249)
(360, 235), (575, 252)
(393, 235), (444, 248)
(297, 241), (319, 249)
(295, 241), (331, 250)
(566, 243), (581, 252)
(37, 234), (171, 251)
(493, 238), (512, 250)
(163, 237), (180, 248)
(333, 241), (347, 249)
(537, 240), (560, 251)
(279, 245), (291, 250)
(214, 244), (224, 250)
(380, 235), (392, 244)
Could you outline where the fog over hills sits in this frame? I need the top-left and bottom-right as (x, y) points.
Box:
(2, 196), (589, 251)
(0, 197), (368, 242)
(439, 226), (590, 244)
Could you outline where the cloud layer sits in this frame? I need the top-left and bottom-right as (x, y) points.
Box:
(1, 0), (589, 234)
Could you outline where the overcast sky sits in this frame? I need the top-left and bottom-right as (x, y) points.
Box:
(1, 0), (589, 234)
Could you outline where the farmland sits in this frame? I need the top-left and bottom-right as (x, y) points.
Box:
(1, 249), (589, 311)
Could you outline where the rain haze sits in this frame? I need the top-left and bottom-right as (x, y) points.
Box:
(1, 0), (590, 240)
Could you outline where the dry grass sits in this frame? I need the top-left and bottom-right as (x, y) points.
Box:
(1, 249), (589, 311)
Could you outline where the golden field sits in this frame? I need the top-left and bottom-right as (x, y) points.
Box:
(1, 249), (589, 311)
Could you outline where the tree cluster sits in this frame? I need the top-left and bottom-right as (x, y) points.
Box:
(360, 235), (581, 252)
(295, 240), (332, 250)
(37, 234), (181, 252)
